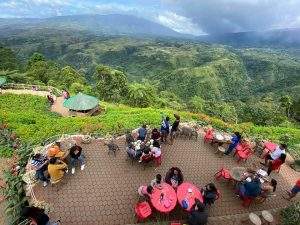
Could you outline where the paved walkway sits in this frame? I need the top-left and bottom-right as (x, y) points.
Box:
(2, 89), (70, 116)
(33, 137), (299, 225)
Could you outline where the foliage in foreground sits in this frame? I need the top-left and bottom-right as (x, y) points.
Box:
(0, 93), (299, 157)
(281, 202), (300, 225)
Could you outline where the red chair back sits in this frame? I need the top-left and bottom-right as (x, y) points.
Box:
(214, 168), (232, 180)
(135, 202), (152, 221)
(142, 154), (153, 163)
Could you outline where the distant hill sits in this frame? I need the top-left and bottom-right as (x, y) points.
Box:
(200, 28), (300, 48)
(0, 14), (187, 38)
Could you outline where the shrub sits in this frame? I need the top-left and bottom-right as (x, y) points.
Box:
(281, 202), (300, 225)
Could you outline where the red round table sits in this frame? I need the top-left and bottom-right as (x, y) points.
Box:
(264, 142), (277, 152)
(177, 182), (203, 211)
(150, 183), (177, 213)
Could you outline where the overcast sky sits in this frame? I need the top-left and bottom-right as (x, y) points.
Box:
(1, 0), (300, 35)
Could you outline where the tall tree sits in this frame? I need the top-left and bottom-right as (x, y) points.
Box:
(94, 65), (128, 102)
(27, 53), (45, 69)
(0, 46), (19, 71)
(280, 95), (293, 118)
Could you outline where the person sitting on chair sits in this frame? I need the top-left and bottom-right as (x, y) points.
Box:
(187, 199), (208, 225)
(151, 174), (162, 188)
(261, 179), (277, 196)
(165, 167), (184, 188)
(47, 157), (68, 184)
(267, 153), (286, 175)
(151, 128), (161, 141)
(202, 183), (218, 205)
(138, 185), (154, 198)
(263, 144), (286, 166)
(238, 177), (262, 199)
(69, 143), (85, 174)
(139, 148), (152, 163)
(22, 206), (50, 225)
(151, 140), (161, 160)
(224, 132), (242, 155)
(47, 141), (67, 160)
(30, 153), (49, 187)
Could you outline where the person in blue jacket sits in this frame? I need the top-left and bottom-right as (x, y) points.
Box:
(160, 116), (170, 143)
(224, 132), (242, 155)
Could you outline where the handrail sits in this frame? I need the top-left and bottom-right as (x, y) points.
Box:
(3, 83), (62, 96)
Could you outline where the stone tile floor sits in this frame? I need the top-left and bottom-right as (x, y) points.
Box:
(33, 137), (300, 225)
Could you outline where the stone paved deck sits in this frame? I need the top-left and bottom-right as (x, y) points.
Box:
(33, 136), (300, 225)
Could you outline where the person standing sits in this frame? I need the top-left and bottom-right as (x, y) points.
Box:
(69, 143), (86, 174)
(137, 124), (147, 142)
(160, 116), (170, 143)
(170, 114), (180, 144)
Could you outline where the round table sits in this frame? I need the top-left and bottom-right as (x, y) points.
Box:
(230, 167), (247, 182)
(150, 183), (177, 213)
(264, 142), (277, 152)
(177, 182), (203, 211)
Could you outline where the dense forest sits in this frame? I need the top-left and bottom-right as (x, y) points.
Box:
(0, 28), (300, 127)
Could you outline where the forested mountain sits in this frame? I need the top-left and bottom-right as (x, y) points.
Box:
(1, 26), (300, 125)
(0, 14), (185, 38)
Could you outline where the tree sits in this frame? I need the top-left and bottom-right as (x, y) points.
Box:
(27, 53), (45, 69)
(127, 83), (156, 107)
(59, 66), (85, 88)
(94, 65), (128, 102)
(188, 96), (206, 113)
(26, 61), (59, 84)
(0, 46), (19, 71)
(280, 95), (293, 118)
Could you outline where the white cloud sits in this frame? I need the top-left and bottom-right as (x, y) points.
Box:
(156, 11), (206, 35)
(95, 3), (137, 14)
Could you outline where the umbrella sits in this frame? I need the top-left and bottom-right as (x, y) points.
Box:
(63, 93), (99, 111)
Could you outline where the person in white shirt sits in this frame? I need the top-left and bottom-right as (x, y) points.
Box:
(264, 143), (286, 165)
(151, 140), (161, 158)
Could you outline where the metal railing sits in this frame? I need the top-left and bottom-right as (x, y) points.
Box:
(3, 83), (62, 96)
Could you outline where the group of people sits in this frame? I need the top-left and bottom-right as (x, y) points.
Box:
(204, 126), (300, 206)
(138, 167), (220, 225)
(46, 89), (70, 105)
(30, 141), (86, 186)
(125, 114), (181, 166)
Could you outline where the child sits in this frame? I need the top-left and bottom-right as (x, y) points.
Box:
(202, 183), (218, 205)
(151, 174), (162, 188)
(139, 148), (152, 163)
(151, 140), (162, 166)
(138, 185), (154, 198)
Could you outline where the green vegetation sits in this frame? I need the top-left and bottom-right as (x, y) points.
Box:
(1, 34), (300, 126)
(281, 202), (300, 225)
(0, 94), (299, 157)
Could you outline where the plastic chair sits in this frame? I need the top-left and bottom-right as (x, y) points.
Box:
(214, 168), (232, 181)
(154, 155), (162, 167)
(236, 148), (253, 163)
(242, 196), (254, 207)
(204, 129), (214, 143)
(140, 154), (154, 170)
(134, 201), (152, 222)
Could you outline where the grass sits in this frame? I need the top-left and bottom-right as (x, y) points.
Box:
(0, 93), (299, 157)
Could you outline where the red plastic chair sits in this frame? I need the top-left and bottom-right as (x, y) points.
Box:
(154, 155), (162, 167)
(204, 129), (214, 143)
(214, 168), (232, 181)
(134, 201), (152, 222)
(236, 148), (253, 163)
(242, 196), (254, 207)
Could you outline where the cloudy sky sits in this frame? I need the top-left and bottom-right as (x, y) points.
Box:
(1, 0), (300, 35)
